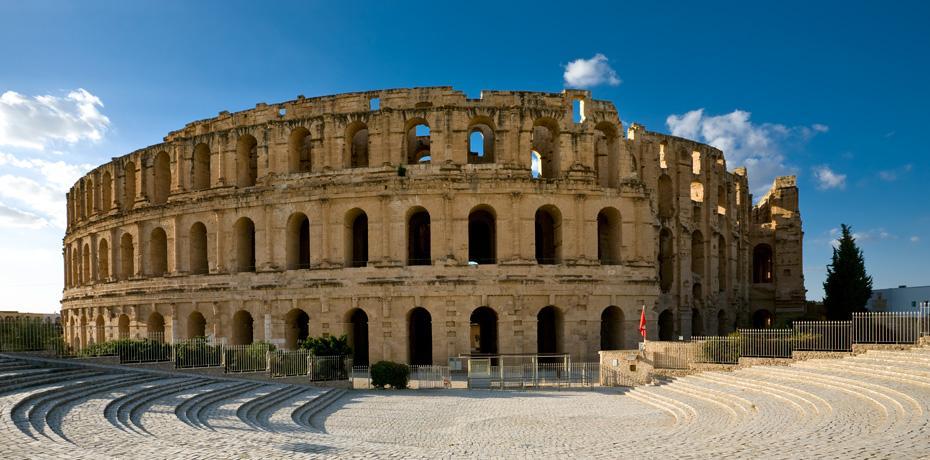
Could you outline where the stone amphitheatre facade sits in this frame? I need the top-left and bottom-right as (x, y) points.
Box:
(60, 87), (805, 364)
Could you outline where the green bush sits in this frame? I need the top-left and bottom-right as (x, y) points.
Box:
(370, 361), (410, 389)
(300, 335), (352, 357)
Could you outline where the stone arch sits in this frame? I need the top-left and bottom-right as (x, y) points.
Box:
(286, 212), (310, 270)
(717, 184), (727, 213)
(122, 161), (135, 211)
(187, 311), (207, 339)
(690, 181), (704, 202)
(346, 121), (369, 168)
(753, 244), (774, 283)
(147, 311), (165, 341)
(597, 207), (621, 265)
(284, 308), (310, 350)
(153, 151), (171, 205)
(532, 118), (560, 179)
(192, 143), (211, 190)
(231, 310), (254, 345)
(594, 122), (618, 187)
(149, 227), (168, 276)
(659, 227), (674, 293)
(118, 314), (130, 339)
(101, 171), (112, 212)
(95, 314), (105, 344)
(469, 306), (498, 354)
(406, 207), (431, 266)
(84, 178), (93, 218)
(189, 222), (209, 275)
(120, 233), (134, 279)
(717, 309), (730, 335)
(82, 243), (90, 284)
(98, 238), (109, 280)
(467, 117), (495, 164)
(693, 283), (703, 307)
(752, 309), (775, 329)
(345, 308), (369, 365)
(691, 230), (705, 278)
(658, 309), (675, 341)
(658, 174), (674, 219)
(288, 126), (312, 173)
(407, 307), (432, 365)
(600, 306), (624, 350)
(692, 151), (702, 175)
(535, 205), (562, 265)
(344, 208), (368, 268)
(468, 205), (496, 265)
(405, 118), (431, 164)
(718, 234), (727, 292)
(691, 308), (704, 336)
(537, 305), (563, 354)
(236, 134), (258, 187)
(233, 217), (256, 272)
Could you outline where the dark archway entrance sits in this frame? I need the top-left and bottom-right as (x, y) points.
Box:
(231, 310), (254, 345)
(537, 306), (562, 354)
(600, 306), (624, 350)
(752, 309), (775, 329)
(408, 307), (432, 365)
(348, 309), (369, 366)
(469, 307), (498, 354)
(658, 309), (675, 341)
(285, 309), (310, 350)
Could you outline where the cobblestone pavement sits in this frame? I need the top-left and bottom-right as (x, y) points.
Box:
(2, 347), (930, 459)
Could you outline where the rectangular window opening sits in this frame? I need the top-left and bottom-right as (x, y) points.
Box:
(369, 97), (380, 111)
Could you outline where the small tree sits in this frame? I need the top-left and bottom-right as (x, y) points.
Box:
(823, 224), (873, 320)
(300, 334), (352, 356)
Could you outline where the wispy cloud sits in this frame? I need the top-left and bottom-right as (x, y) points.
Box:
(828, 226), (896, 248)
(878, 163), (913, 182)
(812, 165), (846, 190)
(563, 54), (621, 88)
(0, 88), (110, 151)
(0, 153), (92, 228)
(665, 108), (827, 194)
(911, 236), (921, 243)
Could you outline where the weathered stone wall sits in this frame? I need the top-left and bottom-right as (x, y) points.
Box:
(60, 87), (804, 364)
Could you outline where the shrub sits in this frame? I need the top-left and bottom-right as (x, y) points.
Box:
(300, 335), (352, 357)
(370, 361), (410, 389)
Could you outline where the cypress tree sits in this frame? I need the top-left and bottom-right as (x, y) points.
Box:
(823, 224), (873, 320)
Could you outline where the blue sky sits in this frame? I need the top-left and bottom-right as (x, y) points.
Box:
(0, 1), (928, 312)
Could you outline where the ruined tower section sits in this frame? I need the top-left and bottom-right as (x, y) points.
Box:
(748, 176), (806, 325)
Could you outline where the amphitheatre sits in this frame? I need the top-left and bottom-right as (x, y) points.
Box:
(0, 87), (926, 458)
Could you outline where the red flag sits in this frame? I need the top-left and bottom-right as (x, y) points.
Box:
(638, 305), (647, 340)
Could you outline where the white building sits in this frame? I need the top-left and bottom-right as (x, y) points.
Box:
(868, 285), (930, 312)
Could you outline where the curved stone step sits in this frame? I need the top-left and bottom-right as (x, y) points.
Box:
(236, 385), (307, 431)
(103, 376), (206, 434)
(291, 388), (347, 431)
(175, 381), (263, 430)
(43, 374), (159, 442)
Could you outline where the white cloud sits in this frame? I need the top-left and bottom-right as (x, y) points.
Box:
(878, 163), (912, 182)
(563, 54), (621, 88)
(812, 165), (846, 190)
(0, 202), (49, 229)
(828, 227), (895, 248)
(0, 152), (93, 228)
(0, 88), (110, 150)
(911, 236), (920, 243)
(666, 108), (826, 195)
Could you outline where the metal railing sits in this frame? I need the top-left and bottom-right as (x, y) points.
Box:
(0, 317), (62, 353)
(649, 341), (695, 369)
(224, 343), (272, 373)
(691, 336), (740, 364)
(308, 355), (350, 381)
(174, 337), (223, 368)
(853, 311), (922, 344)
(793, 321), (852, 351)
(408, 365), (451, 389)
(738, 328), (793, 358)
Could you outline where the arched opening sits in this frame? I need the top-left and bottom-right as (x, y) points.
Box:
(718, 235), (727, 292)
(467, 120), (494, 164)
(691, 308), (704, 337)
(95, 314), (105, 344)
(532, 119), (560, 179)
(120, 233), (134, 279)
(658, 174), (674, 219)
(752, 244), (774, 283)
(717, 184), (727, 214)
(537, 306), (563, 355)
(286, 213), (311, 270)
(659, 141), (668, 169)
(231, 310), (254, 345)
(98, 239), (109, 280)
(717, 310), (729, 336)
(691, 230), (704, 278)
(84, 179), (93, 217)
(408, 307), (432, 365)
(407, 208), (431, 266)
(187, 311), (206, 339)
(469, 307), (498, 354)
(82, 243), (90, 284)
(600, 306), (624, 350)
(658, 309), (675, 341)
(147, 311), (165, 341)
(123, 161), (136, 211)
(346, 308), (369, 365)
(594, 123), (617, 187)
(153, 151), (170, 205)
(692, 151), (701, 175)
(288, 127), (312, 173)
(149, 227), (168, 276)
(691, 181), (704, 202)
(284, 308), (310, 350)
(535, 206), (562, 265)
(346, 122), (369, 168)
(597, 207), (621, 265)
(752, 309), (775, 329)
(118, 314), (130, 339)
(189, 222), (208, 275)
(659, 228), (674, 293)
(693, 283), (703, 307)
(468, 207), (496, 264)
(345, 209), (368, 268)
(192, 143), (211, 190)
(101, 171), (112, 212)
(236, 134), (258, 187)
(234, 217), (256, 272)
(406, 120), (431, 164)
